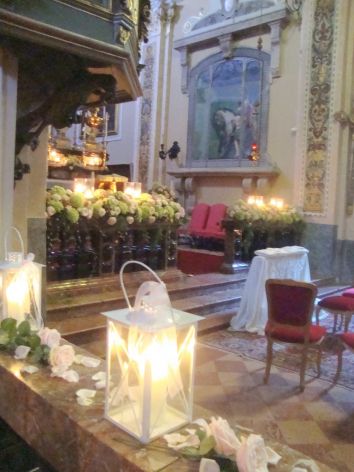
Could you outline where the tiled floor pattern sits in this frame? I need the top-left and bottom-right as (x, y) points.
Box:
(194, 344), (354, 472)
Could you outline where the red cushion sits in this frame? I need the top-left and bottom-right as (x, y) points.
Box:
(265, 323), (326, 343)
(188, 203), (210, 233)
(202, 203), (227, 234)
(342, 288), (354, 298)
(318, 295), (354, 311)
(341, 332), (354, 349)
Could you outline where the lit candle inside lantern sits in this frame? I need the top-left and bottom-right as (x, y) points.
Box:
(124, 182), (142, 199)
(247, 195), (256, 205)
(5, 271), (29, 322)
(269, 198), (284, 209)
(255, 196), (264, 207)
(74, 178), (94, 199)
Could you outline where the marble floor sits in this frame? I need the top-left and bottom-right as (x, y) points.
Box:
(81, 336), (354, 471)
(194, 344), (354, 472)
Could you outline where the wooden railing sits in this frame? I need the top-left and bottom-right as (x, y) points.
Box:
(47, 220), (178, 281)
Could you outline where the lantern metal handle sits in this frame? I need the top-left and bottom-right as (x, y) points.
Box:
(119, 260), (166, 310)
(4, 226), (24, 259)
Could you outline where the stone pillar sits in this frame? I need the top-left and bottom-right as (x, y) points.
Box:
(0, 48), (18, 259)
(13, 128), (48, 263)
(137, 0), (179, 189)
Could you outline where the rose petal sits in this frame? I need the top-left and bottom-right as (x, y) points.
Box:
(76, 388), (96, 399)
(61, 370), (80, 383)
(51, 368), (79, 383)
(21, 365), (39, 374)
(74, 354), (100, 368)
(95, 380), (106, 390)
(77, 397), (94, 406)
(199, 458), (220, 472)
(14, 346), (31, 360)
(91, 371), (106, 382)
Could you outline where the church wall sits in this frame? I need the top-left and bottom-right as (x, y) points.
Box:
(161, 0), (354, 282)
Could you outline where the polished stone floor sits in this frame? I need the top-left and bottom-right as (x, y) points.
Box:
(80, 335), (354, 471)
(194, 344), (354, 472)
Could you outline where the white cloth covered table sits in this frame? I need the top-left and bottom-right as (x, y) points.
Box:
(230, 246), (311, 335)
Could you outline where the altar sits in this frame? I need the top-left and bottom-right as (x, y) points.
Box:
(0, 342), (335, 472)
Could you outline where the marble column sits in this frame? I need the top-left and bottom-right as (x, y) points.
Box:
(0, 48), (18, 259)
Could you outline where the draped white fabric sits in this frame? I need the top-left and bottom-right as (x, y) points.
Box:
(230, 247), (311, 335)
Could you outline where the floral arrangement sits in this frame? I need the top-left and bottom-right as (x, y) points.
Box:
(0, 318), (101, 386)
(150, 183), (176, 201)
(227, 200), (305, 259)
(164, 416), (281, 472)
(46, 185), (185, 229)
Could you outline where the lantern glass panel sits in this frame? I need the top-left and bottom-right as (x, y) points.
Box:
(0, 263), (43, 328)
(105, 310), (199, 444)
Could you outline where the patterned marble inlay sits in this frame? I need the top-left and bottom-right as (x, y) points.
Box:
(138, 43), (156, 187)
(304, 0), (336, 213)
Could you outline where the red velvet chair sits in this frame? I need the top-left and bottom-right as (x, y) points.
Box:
(264, 279), (326, 391)
(315, 295), (354, 332)
(342, 288), (354, 298)
(187, 203), (210, 236)
(194, 203), (227, 240)
(178, 203), (210, 244)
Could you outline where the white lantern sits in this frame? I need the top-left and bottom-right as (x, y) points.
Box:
(102, 261), (202, 443)
(0, 228), (43, 329)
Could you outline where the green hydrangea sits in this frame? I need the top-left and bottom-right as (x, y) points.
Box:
(66, 207), (79, 224)
(70, 193), (85, 209)
(47, 199), (64, 213)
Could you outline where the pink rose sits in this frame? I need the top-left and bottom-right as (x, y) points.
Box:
(38, 327), (61, 348)
(49, 345), (75, 375)
(209, 417), (241, 457)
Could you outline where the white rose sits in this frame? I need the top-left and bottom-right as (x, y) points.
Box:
(148, 216), (156, 224)
(47, 206), (55, 216)
(107, 216), (117, 225)
(87, 208), (93, 219)
(236, 434), (269, 472)
(98, 207), (106, 217)
(209, 417), (241, 457)
(80, 207), (89, 217)
(126, 216), (134, 224)
(49, 344), (75, 375)
(38, 327), (61, 348)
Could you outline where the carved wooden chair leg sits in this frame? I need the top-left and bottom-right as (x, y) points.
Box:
(333, 313), (338, 333)
(300, 346), (309, 392)
(315, 305), (321, 325)
(264, 338), (273, 384)
(344, 314), (352, 332)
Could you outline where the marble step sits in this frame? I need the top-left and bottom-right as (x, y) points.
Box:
(46, 269), (247, 322)
(49, 285), (243, 337)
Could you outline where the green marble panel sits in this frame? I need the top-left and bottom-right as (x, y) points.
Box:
(1, 0), (115, 44)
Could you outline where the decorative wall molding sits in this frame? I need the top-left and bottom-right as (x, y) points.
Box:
(174, 5), (289, 94)
(303, 0), (336, 214)
(138, 43), (156, 187)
